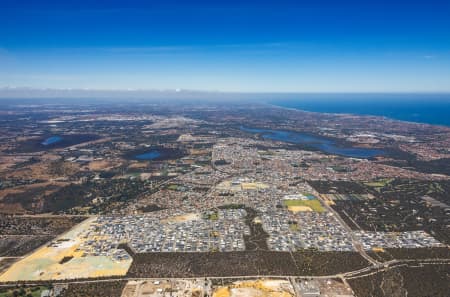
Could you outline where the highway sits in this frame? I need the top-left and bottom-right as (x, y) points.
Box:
(0, 257), (448, 287)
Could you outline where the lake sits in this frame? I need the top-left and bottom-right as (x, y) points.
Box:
(135, 150), (162, 160)
(41, 136), (63, 146)
(240, 126), (385, 158)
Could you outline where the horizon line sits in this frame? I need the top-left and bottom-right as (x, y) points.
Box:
(1, 87), (450, 95)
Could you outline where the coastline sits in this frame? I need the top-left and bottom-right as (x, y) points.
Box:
(265, 98), (450, 128)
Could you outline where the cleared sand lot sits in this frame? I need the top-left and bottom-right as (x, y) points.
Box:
(216, 179), (270, 192)
(0, 217), (132, 281)
(121, 279), (206, 297)
(213, 279), (295, 297)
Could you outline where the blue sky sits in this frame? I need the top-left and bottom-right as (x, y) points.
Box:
(1, 0), (450, 92)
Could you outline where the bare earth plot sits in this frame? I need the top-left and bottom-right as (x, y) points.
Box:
(0, 217), (132, 281)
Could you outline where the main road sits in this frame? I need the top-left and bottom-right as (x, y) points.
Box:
(315, 191), (380, 266)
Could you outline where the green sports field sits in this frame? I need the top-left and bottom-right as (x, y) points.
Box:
(283, 199), (325, 212)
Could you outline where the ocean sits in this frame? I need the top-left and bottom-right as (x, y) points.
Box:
(269, 94), (450, 127)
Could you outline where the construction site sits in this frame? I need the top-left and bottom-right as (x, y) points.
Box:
(0, 217), (132, 281)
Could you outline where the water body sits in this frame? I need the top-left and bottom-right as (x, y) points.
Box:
(135, 150), (162, 160)
(240, 126), (385, 158)
(269, 94), (450, 127)
(41, 136), (63, 146)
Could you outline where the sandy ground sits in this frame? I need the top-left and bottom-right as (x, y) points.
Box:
(213, 279), (294, 297)
(216, 180), (270, 192)
(88, 159), (118, 171)
(127, 162), (148, 169)
(0, 181), (65, 200)
(121, 279), (205, 297)
(163, 213), (200, 223)
(288, 205), (313, 212)
(0, 217), (132, 281)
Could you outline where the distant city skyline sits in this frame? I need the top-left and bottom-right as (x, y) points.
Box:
(1, 1), (450, 92)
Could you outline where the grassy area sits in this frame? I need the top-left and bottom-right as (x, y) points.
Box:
(167, 184), (179, 191)
(283, 199), (325, 212)
(0, 286), (49, 297)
